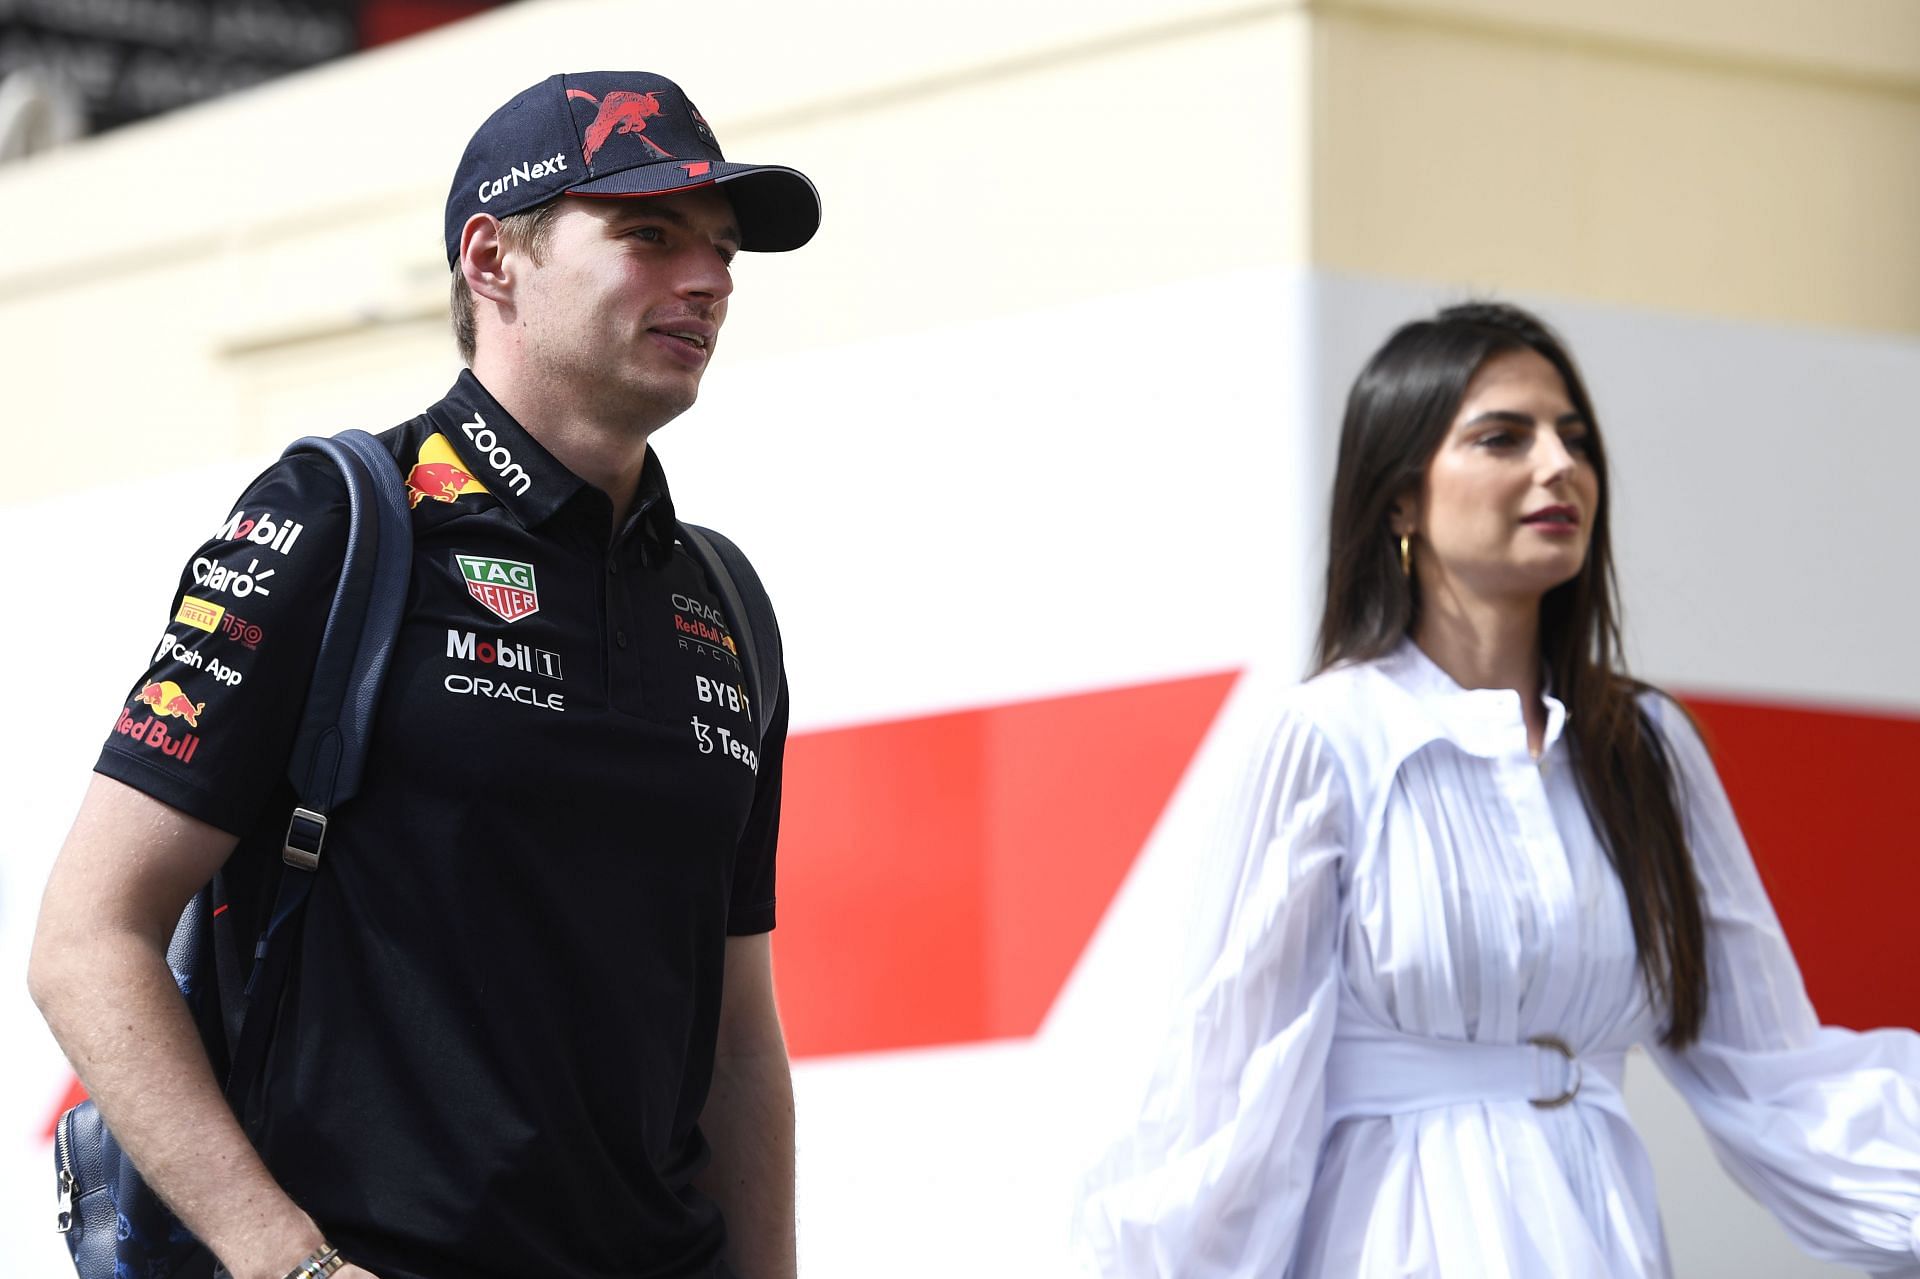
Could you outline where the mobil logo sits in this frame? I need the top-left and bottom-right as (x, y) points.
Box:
(216, 509), (303, 555)
(446, 628), (563, 680)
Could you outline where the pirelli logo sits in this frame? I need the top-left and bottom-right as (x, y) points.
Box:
(174, 595), (225, 633)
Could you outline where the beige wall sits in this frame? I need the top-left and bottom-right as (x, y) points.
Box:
(1310, 0), (1920, 334)
(0, 0), (1310, 500)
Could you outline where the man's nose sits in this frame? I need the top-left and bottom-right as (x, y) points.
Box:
(680, 247), (734, 302)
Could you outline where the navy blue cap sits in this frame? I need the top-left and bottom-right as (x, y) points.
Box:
(445, 71), (820, 264)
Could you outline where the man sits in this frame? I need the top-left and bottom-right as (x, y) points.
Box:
(29, 71), (817, 1279)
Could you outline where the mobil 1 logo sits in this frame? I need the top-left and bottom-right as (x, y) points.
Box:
(446, 628), (563, 680)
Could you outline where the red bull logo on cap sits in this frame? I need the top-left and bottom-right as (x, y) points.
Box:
(134, 680), (206, 728)
(567, 88), (672, 165)
(407, 434), (491, 510)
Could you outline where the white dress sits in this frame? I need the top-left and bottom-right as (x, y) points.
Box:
(1078, 641), (1920, 1277)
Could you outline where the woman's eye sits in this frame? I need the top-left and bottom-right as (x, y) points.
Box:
(1564, 433), (1593, 454)
(1477, 430), (1517, 449)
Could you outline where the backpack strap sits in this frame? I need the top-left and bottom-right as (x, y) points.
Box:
(227, 429), (412, 1098)
(676, 522), (782, 742)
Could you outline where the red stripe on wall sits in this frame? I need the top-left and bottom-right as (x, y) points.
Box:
(773, 671), (1240, 1058)
(1682, 695), (1920, 1033)
(43, 679), (1914, 1139)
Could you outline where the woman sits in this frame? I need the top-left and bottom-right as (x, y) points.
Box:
(1078, 302), (1920, 1276)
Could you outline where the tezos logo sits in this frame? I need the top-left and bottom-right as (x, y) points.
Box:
(446, 629), (562, 680)
(460, 413), (532, 496)
(215, 509), (303, 555)
(192, 556), (273, 598)
(456, 554), (539, 623)
(690, 714), (758, 775)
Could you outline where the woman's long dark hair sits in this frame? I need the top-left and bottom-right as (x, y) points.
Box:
(1315, 301), (1707, 1047)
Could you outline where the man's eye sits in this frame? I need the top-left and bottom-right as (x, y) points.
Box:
(630, 226), (665, 243)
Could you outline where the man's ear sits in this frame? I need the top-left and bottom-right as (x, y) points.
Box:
(459, 213), (512, 306)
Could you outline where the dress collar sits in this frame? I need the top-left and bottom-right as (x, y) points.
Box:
(1372, 638), (1568, 762)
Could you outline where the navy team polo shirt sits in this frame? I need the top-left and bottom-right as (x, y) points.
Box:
(96, 370), (786, 1279)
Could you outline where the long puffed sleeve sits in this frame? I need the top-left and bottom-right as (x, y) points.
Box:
(1646, 695), (1920, 1275)
(1077, 706), (1351, 1277)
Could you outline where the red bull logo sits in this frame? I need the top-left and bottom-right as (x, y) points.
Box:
(134, 680), (205, 728)
(113, 706), (199, 765)
(407, 434), (491, 509)
(567, 88), (673, 165)
(408, 461), (477, 508)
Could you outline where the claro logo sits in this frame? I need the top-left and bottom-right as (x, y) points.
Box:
(460, 413), (532, 496)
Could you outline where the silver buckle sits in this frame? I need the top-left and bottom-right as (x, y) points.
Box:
(1528, 1034), (1583, 1109)
(283, 807), (328, 871)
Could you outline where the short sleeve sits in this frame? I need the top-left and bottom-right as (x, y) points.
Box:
(95, 455), (348, 836)
(726, 664), (786, 936)
(1645, 694), (1920, 1274)
(1076, 704), (1351, 1277)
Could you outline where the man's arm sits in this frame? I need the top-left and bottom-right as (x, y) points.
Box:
(28, 775), (378, 1279)
(695, 932), (797, 1279)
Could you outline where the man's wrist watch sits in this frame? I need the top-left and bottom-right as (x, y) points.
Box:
(281, 1245), (344, 1279)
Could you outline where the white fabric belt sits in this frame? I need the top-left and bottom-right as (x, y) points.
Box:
(1323, 1020), (1629, 1125)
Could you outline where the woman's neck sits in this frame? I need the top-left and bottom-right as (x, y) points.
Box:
(1411, 587), (1550, 753)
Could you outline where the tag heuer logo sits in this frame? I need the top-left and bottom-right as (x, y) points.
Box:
(456, 554), (540, 623)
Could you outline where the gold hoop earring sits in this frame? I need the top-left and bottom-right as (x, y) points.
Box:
(1399, 533), (1412, 578)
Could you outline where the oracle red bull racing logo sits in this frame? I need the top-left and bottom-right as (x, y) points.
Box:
(456, 554), (540, 624)
(407, 433), (491, 509)
(568, 87), (673, 165)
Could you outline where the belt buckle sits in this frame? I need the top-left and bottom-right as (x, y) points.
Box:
(1527, 1034), (1582, 1109)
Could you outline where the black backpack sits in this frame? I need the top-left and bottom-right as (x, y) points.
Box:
(55, 430), (781, 1279)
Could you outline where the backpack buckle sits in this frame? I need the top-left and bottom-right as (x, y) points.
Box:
(283, 807), (328, 871)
